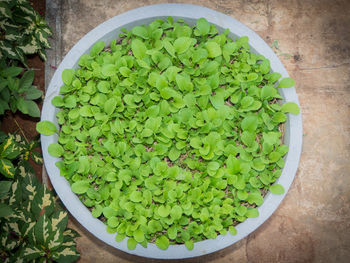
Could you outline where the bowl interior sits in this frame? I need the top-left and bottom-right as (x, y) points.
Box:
(42, 4), (301, 260)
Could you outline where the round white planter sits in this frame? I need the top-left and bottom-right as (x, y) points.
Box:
(41, 3), (302, 259)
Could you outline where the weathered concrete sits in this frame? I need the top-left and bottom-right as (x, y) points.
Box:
(46, 0), (350, 262)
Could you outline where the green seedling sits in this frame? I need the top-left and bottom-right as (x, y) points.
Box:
(38, 17), (300, 251)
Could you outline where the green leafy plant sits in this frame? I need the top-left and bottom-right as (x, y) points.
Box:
(0, 131), (42, 179)
(39, 17), (300, 251)
(0, 172), (80, 262)
(0, 0), (52, 65)
(0, 61), (42, 117)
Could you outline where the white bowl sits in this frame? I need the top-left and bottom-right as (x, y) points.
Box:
(41, 3), (302, 259)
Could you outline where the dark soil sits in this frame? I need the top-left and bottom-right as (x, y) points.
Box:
(0, 0), (46, 182)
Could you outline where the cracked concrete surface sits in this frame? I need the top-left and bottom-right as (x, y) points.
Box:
(46, 0), (350, 262)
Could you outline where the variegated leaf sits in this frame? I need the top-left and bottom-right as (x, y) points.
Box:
(35, 30), (51, 49)
(25, 182), (37, 201)
(0, 158), (15, 178)
(13, 134), (23, 143)
(22, 245), (44, 261)
(17, 165), (27, 178)
(18, 37), (39, 55)
(22, 221), (36, 236)
(8, 180), (21, 206)
(13, 257), (24, 263)
(51, 211), (68, 232)
(0, 137), (20, 159)
(0, 3), (11, 18)
(3, 208), (22, 221)
(14, 47), (27, 66)
(52, 245), (80, 263)
(40, 25), (52, 36)
(31, 151), (43, 164)
(38, 48), (47, 61)
(3, 21), (19, 30)
(34, 214), (52, 246)
(61, 240), (76, 247)
(8, 134), (26, 152)
(1, 41), (17, 58)
(18, 4), (36, 17)
(47, 229), (63, 250)
(32, 185), (54, 218)
(63, 228), (80, 239)
(8, 221), (21, 236)
(15, 159), (35, 178)
(5, 33), (18, 41)
(1, 223), (20, 250)
(3, 238), (18, 250)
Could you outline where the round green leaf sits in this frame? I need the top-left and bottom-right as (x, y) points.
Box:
(107, 217), (119, 228)
(170, 205), (182, 220)
(206, 42), (222, 58)
(62, 69), (75, 85)
(36, 121), (57, 135)
(129, 191), (142, 203)
(131, 39), (147, 59)
(131, 26), (149, 39)
(185, 240), (194, 250)
(48, 143), (64, 157)
(101, 64), (116, 77)
(133, 229), (145, 243)
(173, 37), (193, 54)
(270, 184), (285, 195)
(228, 226), (237, 236)
(196, 18), (210, 36)
(71, 180), (90, 194)
(90, 41), (105, 57)
(246, 208), (259, 218)
(277, 77), (295, 88)
(158, 205), (170, 217)
(115, 233), (126, 242)
(281, 102), (300, 115)
(51, 96), (64, 107)
(104, 98), (117, 115)
(127, 238), (137, 250)
(155, 235), (169, 250)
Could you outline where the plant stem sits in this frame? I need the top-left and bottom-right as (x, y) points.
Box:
(12, 116), (29, 143)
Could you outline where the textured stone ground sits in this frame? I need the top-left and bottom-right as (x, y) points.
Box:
(46, 0), (350, 262)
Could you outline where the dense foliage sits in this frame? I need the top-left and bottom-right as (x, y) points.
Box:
(0, 1), (80, 261)
(0, 62), (42, 117)
(0, 132), (42, 179)
(43, 17), (300, 251)
(0, 0), (52, 65)
(0, 132), (80, 262)
(0, 171), (80, 262)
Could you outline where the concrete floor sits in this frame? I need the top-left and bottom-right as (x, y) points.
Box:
(45, 0), (350, 262)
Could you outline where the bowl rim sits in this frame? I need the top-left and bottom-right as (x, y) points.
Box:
(41, 3), (302, 259)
